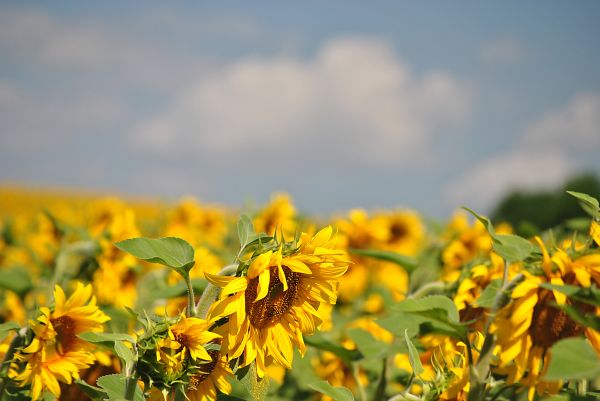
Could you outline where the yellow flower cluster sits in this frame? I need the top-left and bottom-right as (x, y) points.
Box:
(0, 187), (599, 401)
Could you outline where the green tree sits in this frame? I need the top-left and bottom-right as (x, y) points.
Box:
(492, 173), (600, 236)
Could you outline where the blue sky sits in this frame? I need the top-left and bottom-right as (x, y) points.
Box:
(1, 2), (600, 217)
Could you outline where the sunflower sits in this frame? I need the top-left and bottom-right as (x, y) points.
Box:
(372, 209), (425, 256)
(206, 226), (348, 377)
(253, 193), (297, 237)
(492, 237), (600, 400)
(152, 315), (221, 384)
(12, 282), (110, 400)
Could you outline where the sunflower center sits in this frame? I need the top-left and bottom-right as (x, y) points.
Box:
(530, 289), (592, 348)
(174, 333), (188, 347)
(245, 266), (300, 328)
(51, 315), (76, 353)
(389, 222), (408, 242)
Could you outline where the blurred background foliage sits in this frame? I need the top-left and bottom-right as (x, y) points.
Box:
(492, 172), (600, 237)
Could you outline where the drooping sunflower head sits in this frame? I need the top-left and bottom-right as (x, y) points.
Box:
(137, 315), (222, 391)
(206, 226), (349, 377)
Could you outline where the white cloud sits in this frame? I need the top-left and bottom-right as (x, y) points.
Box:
(523, 92), (600, 150)
(135, 37), (470, 167)
(444, 92), (600, 211)
(444, 150), (573, 211)
(478, 38), (527, 65)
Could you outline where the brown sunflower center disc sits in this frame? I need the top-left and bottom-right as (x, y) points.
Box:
(51, 315), (77, 352)
(530, 289), (591, 349)
(245, 266), (300, 328)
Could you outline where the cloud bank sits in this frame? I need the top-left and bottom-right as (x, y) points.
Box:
(135, 37), (471, 167)
(445, 92), (600, 211)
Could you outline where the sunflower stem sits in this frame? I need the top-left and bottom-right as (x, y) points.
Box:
(196, 264), (238, 318)
(502, 260), (509, 286)
(124, 375), (138, 401)
(352, 362), (367, 401)
(578, 379), (587, 396)
(184, 273), (197, 317)
(408, 281), (444, 299)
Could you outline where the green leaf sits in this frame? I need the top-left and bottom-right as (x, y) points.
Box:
(239, 363), (270, 401)
(0, 266), (33, 295)
(97, 374), (144, 401)
(393, 296), (467, 339)
(54, 241), (99, 284)
(0, 321), (20, 341)
(544, 338), (600, 380)
(113, 341), (135, 367)
(75, 380), (107, 401)
(462, 207), (535, 262)
(78, 332), (136, 344)
(115, 237), (195, 277)
(305, 334), (362, 364)
(494, 233), (536, 262)
(349, 248), (417, 272)
(540, 283), (600, 307)
(567, 190), (600, 219)
(474, 280), (502, 308)
(395, 295), (460, 322)
(378, 311), (424, 338)
(237, 214), (254, 247)
(346, 328), (406, 361)
(462, 207), (496, 236)
(404, 329), (424, 376)
(308, 381), (354, 401)
(542, 395), (598, 401)
(551, 303), (600, 331)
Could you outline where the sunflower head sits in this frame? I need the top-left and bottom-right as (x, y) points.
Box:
(137, 315), (222, 391)
(206, 226), (349, 378)
(11, 282), (109, 400)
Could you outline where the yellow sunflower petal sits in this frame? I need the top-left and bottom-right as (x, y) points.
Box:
(591, 220), (600, 247)
(221, 277), (248, 297)
(248, 251), (272, 279)
(255, 270), (270, 302)
(204, 272), (236, 288)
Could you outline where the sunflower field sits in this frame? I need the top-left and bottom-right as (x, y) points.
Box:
(0, 189), (599, 401)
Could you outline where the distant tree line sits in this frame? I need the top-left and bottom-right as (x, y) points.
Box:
(491, 172), (600, 237)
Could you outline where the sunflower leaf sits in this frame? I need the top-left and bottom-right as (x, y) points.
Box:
(0, 321), (20, 342)
(78, 332), (136, 344)
(349, 248), (417, 272)
(567, 191), (600, 219)
(308, 381), (354, 401)
(237, 214), (254, 247)
(540, 283), (600, 307)
(404, 329), (424, 376)
(462, 207), (535, 262)
(0, 265), (33, 296)
(305, 334), (362, 363)
(75, 380), (107, 401)
(544, 338), (600, 380)
(474, 280), (502, 308)
(115, 237), (195, 277)
(346, 328), (406, 361)
(240, 363), (270, 401)
(97, 374), (145, 401)
(549, 302), (600, 331)
(393, 296), (467, 339)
